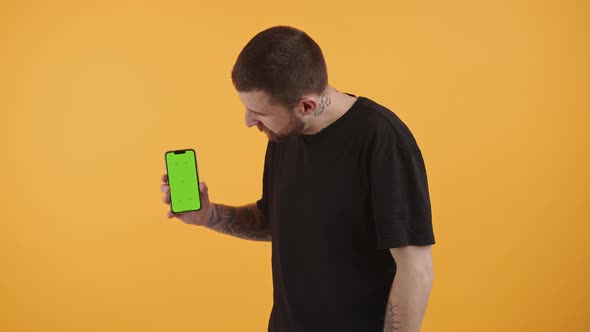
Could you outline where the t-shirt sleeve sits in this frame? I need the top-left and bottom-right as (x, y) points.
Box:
(370, 128), (435, 249)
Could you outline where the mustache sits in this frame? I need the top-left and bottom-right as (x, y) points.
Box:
(257, 124), (271, 133)
(257, 124), (283, 142)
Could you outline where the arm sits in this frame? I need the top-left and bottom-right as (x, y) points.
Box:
(204, 203), (271, 242)
(383, 245), (433, 332)
(160, 175), (270, 242)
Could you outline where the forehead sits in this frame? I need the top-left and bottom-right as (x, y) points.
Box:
(238, 91), (280, 111)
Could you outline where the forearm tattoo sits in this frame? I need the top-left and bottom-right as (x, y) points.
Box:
(383, 302), (400, 331)
(205, 203), (271, 242)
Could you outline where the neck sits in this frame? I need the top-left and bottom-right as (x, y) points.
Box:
(301, 86), (358, 135)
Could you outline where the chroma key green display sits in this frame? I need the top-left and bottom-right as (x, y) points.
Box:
(164, 149), (202, 213)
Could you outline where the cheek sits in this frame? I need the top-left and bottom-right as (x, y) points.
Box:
(261, 119), (276, 130)
(261, 114), (289, 131)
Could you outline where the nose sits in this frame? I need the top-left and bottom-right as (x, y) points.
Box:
(245, 110), (258, 128)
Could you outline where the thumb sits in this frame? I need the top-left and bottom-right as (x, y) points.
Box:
(199, 182), (210, 203)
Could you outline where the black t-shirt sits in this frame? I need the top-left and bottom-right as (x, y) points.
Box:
(257, 95), (435, 332)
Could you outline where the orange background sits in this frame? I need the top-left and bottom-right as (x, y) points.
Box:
(1, 0), (588, 331)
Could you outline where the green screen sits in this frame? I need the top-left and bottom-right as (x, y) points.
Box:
(165, 149), (201, 213)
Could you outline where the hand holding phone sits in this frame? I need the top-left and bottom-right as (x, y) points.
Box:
(161, 149), (212, 226)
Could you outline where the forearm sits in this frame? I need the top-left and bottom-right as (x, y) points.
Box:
(204, 203), (271, 242)
(383, 269), (433, 332)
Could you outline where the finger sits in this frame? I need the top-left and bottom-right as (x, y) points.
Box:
(162, 193), (170, 204)
(161, 174), (168, 183)
(199, 182), (210, 203)
(167, 210), (174, 218)
(160, 183), (169, 193)
(199, 182), (208, 194)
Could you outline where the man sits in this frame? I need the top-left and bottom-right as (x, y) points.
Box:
(160, 26), (435, 332)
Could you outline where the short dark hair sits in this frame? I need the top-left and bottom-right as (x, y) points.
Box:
(231, 26), (328, 107)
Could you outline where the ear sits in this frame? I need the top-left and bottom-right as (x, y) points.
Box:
(299, 96), (317, 115)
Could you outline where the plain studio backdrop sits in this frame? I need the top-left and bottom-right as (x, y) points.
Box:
(1, 0), (588, 331)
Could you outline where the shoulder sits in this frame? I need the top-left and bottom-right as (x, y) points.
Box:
(355, 97), (421, 151)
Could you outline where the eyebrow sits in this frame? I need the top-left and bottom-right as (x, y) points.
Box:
(247, 108), (267, 115)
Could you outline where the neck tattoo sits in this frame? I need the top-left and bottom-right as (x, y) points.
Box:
(314, 93), (332, 116)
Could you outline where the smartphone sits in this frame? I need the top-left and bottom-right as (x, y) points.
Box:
(164, 149), (202, 213)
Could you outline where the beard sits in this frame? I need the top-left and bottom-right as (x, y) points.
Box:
(257, 112), (305, 143)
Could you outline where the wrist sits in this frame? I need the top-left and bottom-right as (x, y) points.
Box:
(203, 203), (217, 227)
